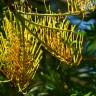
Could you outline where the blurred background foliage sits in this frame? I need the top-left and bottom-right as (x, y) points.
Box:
(0, 0), (96, 96)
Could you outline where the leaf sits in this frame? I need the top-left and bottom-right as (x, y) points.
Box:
(84, 92), (92, 96)
(38, 93), (48, 96)
(87, 40), (96, 55)
(28, 86), (39, 93)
